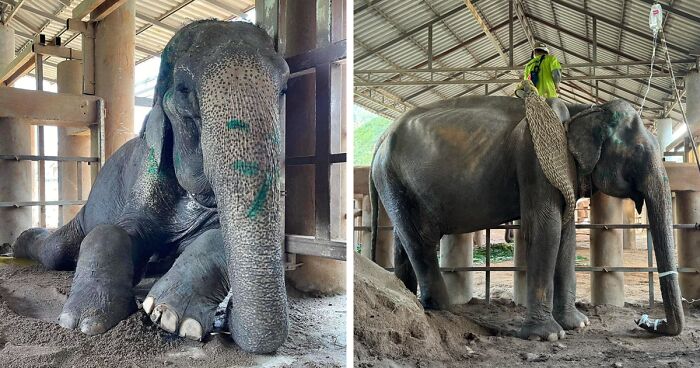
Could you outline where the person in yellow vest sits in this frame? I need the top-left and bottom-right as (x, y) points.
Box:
(522, 43), (561, 98)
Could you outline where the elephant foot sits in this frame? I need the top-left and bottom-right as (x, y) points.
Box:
(554, 307), (590, 330)
(519, 317), (565, 341)
(419, 291), (450, 310)
(143, 230), (229, 341)
(58, 225), (137, 334)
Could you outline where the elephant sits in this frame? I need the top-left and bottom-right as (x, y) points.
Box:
(370, 95), (683, 341)
(12, 20), (290, 354)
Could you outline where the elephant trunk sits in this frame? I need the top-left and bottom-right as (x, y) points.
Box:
(641, 167), (684, 335)
(200, 62), (287, 353)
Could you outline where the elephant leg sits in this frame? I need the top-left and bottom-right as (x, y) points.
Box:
(143, 229), (229, 340)
(394, 231), (417, 294)
(58, 224), (139, 335)
(519, 207), (565, 341)
(553, 220), (590, 330)
(12, 218), (85, 270)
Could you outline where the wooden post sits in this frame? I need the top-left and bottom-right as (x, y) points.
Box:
(513, 220), (527, 305)
(676, 191), (700, 300)
(360, 195), (372, 258)
(440, 233), (473, 304)
(622, 199), (637, 250)
(590, 192), (625, 306)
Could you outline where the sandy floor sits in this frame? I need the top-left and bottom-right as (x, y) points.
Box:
(0, 258), (346, 368)
(354, 253), (700, 368)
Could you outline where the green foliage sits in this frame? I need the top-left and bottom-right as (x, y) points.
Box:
(473, 243), (514, 264)
(354, 115), (392, 166)
(575, 255), (588, 266)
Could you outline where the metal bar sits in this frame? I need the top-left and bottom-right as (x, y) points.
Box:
(355, 59), (694, 74)
(355, 73), (680, 87)
(0, 200), (87, 207)
(354, 223), (700, 230)
(314, 63), (332, 241)
(648, 229), (654, 306)
(76, 161), (83, 201)
(0, 155), (98, 162)
(286, 153), (346, 165)
(35, 52), (47, 228)
(485, 228), (491, 304)
(509, 0), (514, 67)
(286, 40), (346, 73)
(427, 24), (433, 70)
(383, 266), (700, 273)
(3, 0), (26, 23)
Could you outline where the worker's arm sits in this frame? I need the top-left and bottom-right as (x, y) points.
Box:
(550, 56), (562, 91)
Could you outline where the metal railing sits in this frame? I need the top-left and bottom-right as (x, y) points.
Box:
(354, 222), (700, 306)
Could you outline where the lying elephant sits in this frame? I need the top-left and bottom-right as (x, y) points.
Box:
(13, 20), (289, 353)
(370, 95), (683, 341)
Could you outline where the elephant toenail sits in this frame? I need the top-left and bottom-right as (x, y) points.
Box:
(150, 305), (164, 323)
(80, 316), (108, 335)
(547, 333), (558, 341)
(558, 330), (566, 339)
(58, 312), (78, 330)
(142, 296), (154, 314)
(179, 318), (203, 341)
(161, 309), (179, 333)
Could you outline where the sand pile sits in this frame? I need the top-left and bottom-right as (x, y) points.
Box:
(353, 253), (488, 363)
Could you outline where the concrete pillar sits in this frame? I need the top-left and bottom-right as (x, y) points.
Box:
(374, 201), (394, 268)
(94, 0), (135, 158)
(0, 25), (32, 247)
(473, 230), (484, 245)
(676, 191), (700, 300)
(513, 220), (527, 305)
(440, 233), (473, 304)
(57, 60), (91, 222)
(656, 118), (674, 153)
(686, 70), (700, 135)
(590, 192), (625, 306)
(622, 199), (637, 250)
(360, 195), (372, 258)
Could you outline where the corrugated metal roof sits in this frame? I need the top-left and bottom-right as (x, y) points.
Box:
(2, 0), (254, 81)
(354, 0), (699, 128)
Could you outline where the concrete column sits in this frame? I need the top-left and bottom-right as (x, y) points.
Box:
(513, 220), (527, 305)
(473, 230), (484, 245)
(0, 25), (32, 247)
(686, 70), (700, 135)
(360, 195), (372, 258)
(374, 201), (394, 268)
(440, 233), (473, 304)
(676, 191), (700, 300)
(57, 60), (91, 222)
(622, 199), (637, 250)
(94, 0), (135, 158)
(655, 118), (673, 153)
(590, 192), (625, 306)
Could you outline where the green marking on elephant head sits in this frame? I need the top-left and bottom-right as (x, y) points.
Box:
(174, 152), (182, 169)
(268, 131), (281, 147)
(247, 172), (274, 219)
(146, 147), (159, 175)
(227, 119), (249, 131)
(232, 160), (260, 177)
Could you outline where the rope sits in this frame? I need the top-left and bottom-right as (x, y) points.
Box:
(520, 80), (577, 224)
(637, 32), (658, 116)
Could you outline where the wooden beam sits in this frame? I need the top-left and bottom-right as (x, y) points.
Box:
(0, 88), (101, 127)
(665, 163), (700, 192)
(32, 44), (82, 60)
(90, 0), (129, 22)
(0, 45), (34, 86)
(3, 0), (26, 24)
(72, 0), (108, 20)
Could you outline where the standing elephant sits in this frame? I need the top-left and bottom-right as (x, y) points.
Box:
(12, 20), (289, 353)
(370, 95), (683, 341)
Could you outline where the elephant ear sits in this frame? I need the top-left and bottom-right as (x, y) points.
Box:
(566, 106), (610, 175)
(141, 99), (170, 168)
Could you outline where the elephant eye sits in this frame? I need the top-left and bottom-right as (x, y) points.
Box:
(176, 83), (190, 94)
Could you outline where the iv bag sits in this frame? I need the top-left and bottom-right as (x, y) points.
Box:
(649, 3), (663, 36)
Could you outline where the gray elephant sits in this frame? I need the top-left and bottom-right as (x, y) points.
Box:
(370, 95), (683, 341)
(12, 20), (289, 353)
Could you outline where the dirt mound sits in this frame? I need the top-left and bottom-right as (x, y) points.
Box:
(353, 253), (488, 363)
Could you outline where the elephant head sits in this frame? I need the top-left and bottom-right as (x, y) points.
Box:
(141, 20), (289, 353)
(567, 99), (684, 335)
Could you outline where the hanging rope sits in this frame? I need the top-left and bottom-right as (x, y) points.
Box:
(637, 32), (658, 116)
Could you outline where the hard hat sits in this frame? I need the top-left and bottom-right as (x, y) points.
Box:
(534, 43), (549, 54)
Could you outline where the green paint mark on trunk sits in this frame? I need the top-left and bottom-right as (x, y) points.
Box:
(233, 160), (260, 176)
(247, 173), (274, 219)
(227, 119), (249, 131)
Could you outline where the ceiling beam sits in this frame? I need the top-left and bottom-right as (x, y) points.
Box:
(636, 0), (700, 24)
(355, 4), (467, 63)
(201, 0), (248, 16)
(2, 0), (26, 24)
(464, 0), (508, 65)
(550, 0), (686, 55)
(135, 11), (178, 33)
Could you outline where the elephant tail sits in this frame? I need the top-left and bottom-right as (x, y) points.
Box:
(369, 166), (379, 263)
